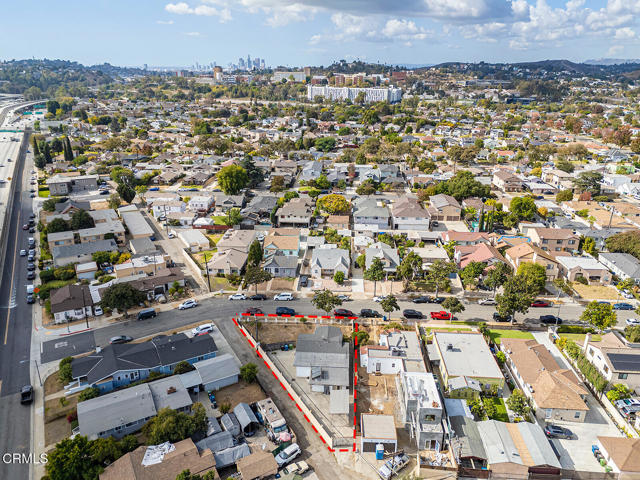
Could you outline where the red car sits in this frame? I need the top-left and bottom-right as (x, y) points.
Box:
(430, 311), (453, 320)
(530, 300), (550, 308)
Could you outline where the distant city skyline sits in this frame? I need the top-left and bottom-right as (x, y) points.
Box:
(1, 1), (640, 67)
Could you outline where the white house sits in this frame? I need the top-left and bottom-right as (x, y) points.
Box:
(178, 229), (211, 253)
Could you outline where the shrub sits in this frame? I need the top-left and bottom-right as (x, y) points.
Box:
(78, 387), (100, 402)
(59, 357), (73, 384)
(66, 411), (78, 424)
(219, 402), (231, 414)
(240, 363), (258, 383)
(557, 325), (595, 334)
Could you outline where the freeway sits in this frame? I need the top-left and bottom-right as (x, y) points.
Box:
(40, 294), (608, 363)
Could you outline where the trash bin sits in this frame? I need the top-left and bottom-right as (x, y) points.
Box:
(383, 315), (387, 322)
(375, 443), (384, 460)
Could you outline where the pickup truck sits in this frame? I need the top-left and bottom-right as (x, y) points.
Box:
(282, 461), (309, 475)
(430, 311), (452, 320)
(378, 453), (409, 480)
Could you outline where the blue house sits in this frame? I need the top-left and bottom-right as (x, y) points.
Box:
(70, 333), (217, 393)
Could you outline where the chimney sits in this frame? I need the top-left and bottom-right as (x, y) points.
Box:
(167, 386), (177, 394)
(583, 333), (591, 352)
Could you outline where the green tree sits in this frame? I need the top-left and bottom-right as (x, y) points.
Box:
(555, 159), (575, 173)
(580, 301), (617, 331)
(244, 266), (272, 294)
(78, 387), (100, 402)
(45, 436), (103, 480)
(556, 189), (574, 203)
(90, 436), (122, 466)
(426, 260), (457, 297)
(333, 270), (345, 285)
(380, 295), (400, 321)
(311, 288), (343, 314)
(239, 157), (265, 188)
(355, 253), (367, 269)
(573, 171), (603, 195)
(606, 384), (631, 402)
(605, 231), (640, 260)
(364, 257), (386, 297)
(223, 208), (243, 226)
(47, 217), (71, 233)
(173, 360), (195, 374)
(108, 193), (121, 210)
(142, 408), (196, 444)
(247, 240), (263, 267)
(240, 363), (258, 383)
(506, 389), (530, 417)
(217, 165), (248, 195)
(70, 210), (95, 230)
(442, 297), (465, 322)
(270, 175), (285, 192)
(516, 262), (546, 295)
(43, 196), (65, 212)
(315, 174), (331, 190)
(625, 325), (640, 342)
(190, 402), (208, 434)
(100, 283), (146, 317)
(509, 196), (537, 221)
(483, 262), (511, 295)
(495, 275), (535, 323)
(58, 356), (73, 384)
(468, 398), (485, 419)
(460, 261), (486, 289)
(317, 194), (350, 214)
(117, 183), (136, 204)
(483, 398), (497, 419)
(582, 236), (597, 256)
(397, 251), (423, 290)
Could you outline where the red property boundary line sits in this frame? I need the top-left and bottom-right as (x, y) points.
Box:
(233, 314), (358, 453)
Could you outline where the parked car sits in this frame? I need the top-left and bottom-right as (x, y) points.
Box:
(19, 249), (26, 256)
(22, 224), (28, 230)
(334, 308), (355, 317)
(178, 299), (198, 310)
(540, 315), (562, 325)
(614, 303), (634, 310)
(246, 293), (265, 301)
(531, 300), (550, 308)
(544, 424), (573, 439)
(168, 232), (176, 239)
(299, 275), (309, 287)
(430, 296), (445, 304)
(626, 318), (640, 326)
(26, 263), (35, 271)
(27, 253), (35, 262)
(336, 294), (351, 301)
(492, 312), (512, 322)
(244, 307), (263, 315)
(283, 461), (309, 475)
(412, 296), (431, 303)
(373, 296), (387, 302)
(359, 309), (380, 318)
(275, 443), (301, 467)
(192, 323), (214, 336)
(430, 311), (453, 320)
(94, 306), (103, 316)
(109, 335), (133, 345)
(229, 293), (247, 301)
(26, 271), (35, 280)
(20, 385), (33, 405)
(274, 292), (294, 301)
(478, 298), (496, 305)
(275, 306), (295, 316)
(137, 308), (157, 320)
(403, 309), (424, 319)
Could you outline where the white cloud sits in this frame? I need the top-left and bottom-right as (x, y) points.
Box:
(615, 27), (636, 40)
(184, 31), (202, 36)
(607, 45), (624, 56)
(165, 2), (231, 21)
(156, 19), (175, 24)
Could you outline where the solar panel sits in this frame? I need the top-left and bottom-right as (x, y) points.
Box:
(608, 353), (640, 372)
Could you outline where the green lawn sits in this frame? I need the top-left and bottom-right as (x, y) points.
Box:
(38, 188), (50, 198)
(198, 249), (217, 262)
(559, 333), (601, 343)
(488, 329), (534, 344)
(212, 216), (227, 226)
(486, 397), (509, 422)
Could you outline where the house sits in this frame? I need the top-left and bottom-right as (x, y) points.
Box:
(360, 414), (397, 454)
(430, 332), (504, 391)
(70, 333), (217, 393)
(294, 326), (350, 395)
(178, 229), (211, 253)
(214, 194), (244, 213)
(501, 338), (588, 422)
(126, 268), (186, 300)
(584, 332), (640, 392)
(188, 195), (215, 213)
(242, 195), (278, 218)
(448, 416), (487, 470)
(428, 194), (462, 222)
(365, 242), (400, 273)
(151, 200), (186, 219)
(263, 233), (299, 256)
(390, 197), (430, 230)
(52, 239), (118, 267)
(596, 437), (640, 477)
(47, 174), (99, 195)
(396, 371), (444, 450)
(529, 228), (579, 253)
(113, 254), (169, 278)
(262, 252), (298, 278)
(454, 242), (506, 269)
(408, 245), (449, 267)
(359, 330), (424, 374)
(207, 249), (247, 276)
(299, 160), (323, 182)
(447, 376), (482, 400)
(99, 438), (217, 480)
(556, 255), (611, 285)
(310, 247), (350, 278)
(120, 210), (154, 239)
(440, 231), (490, 246)
(276, 197), (314, 227)
(77, 375), (192, 439)
(186, 354), (240, 392)
(492, 170), (522, 192)
(216, 229), (256, 253)
(236, 450), (279, 480)
(75, 262), (99, 281)
(326, 215), (350, 230)
(353, 197), (390, 232)
(543, 168), (574, 188)
(47, 230), (74, 252)
(504, 243), (560, 281)
(78, 222), (126, 246)
(599, 252), (640, 284)
(49, 284), (93, 324)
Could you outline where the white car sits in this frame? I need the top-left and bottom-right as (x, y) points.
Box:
(229, 293), (247, 301)
(274, 292), (294, 301)
(168, 232), (176, 239)
(373, 296), (387, 303)
(621, 290), (634, 299)
(626, 318), (640, 326)
(178, 299), (198, 310)
(478, 298), (497, 305)
(192, 323), (214, 335)
(275, 443), (301, 467)
(19, 249), (26, 256)
(94, 306), (103, 316)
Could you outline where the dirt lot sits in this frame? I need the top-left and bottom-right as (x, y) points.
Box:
(45, 416), (72, 447)
(356, 369), (397, 419)
(44, 395), (78, 446)
(44, 371), (64, 396)
(213, 380), (266, 410)
(254, 322), (362, 345)
(571, 283), (620, 300)
(269, 278), (295, 291)
(44, 395), (78, 424)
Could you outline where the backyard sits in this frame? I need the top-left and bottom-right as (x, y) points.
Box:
(483, 396), (509, 422)
(487, 329), (534, 344)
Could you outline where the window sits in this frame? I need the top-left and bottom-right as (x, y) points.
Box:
(603, 365), (609, 373)
(588, 348), (594, 356)
(574, 411), (581, 418)
(619, 373), (628, 380)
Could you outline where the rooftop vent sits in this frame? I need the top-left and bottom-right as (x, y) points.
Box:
(167, 386), (177, 394)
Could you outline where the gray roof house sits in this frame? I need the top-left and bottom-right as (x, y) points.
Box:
(299, 160), (323, 182)
(52, 239), (118, 267)
(180, 353), (240, 392)
(365, 242), (400, 272)
(310, 247), (350, 279)
(599, 252), (640, 283)
(294, 326), (350, 397)
(262, 252), (298, 278)
(242, 195), (278, 217)
(353, 197), (390, 231)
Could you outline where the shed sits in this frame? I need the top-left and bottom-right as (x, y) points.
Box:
(360, 414), (397, 454)
(236, 450), (279, 480)
(206, 417), (223, 436)
(195, 354), (240, 391)
(213, 443), (251, 468)
(233, 403), (260, 437)
(221, 412), (241, 437)
(195, 431), (235, 453)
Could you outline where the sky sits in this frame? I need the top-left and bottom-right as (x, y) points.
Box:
(1, 0), (640, 68)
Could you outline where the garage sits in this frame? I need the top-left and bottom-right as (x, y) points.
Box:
(361, 414), (398, 454)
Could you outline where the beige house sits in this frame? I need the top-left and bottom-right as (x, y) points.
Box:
(47, 230), (75, 252)
(216, 229), (257, 253)
(584, 332), (640, 392)
(556, 255), (611, 285)
(492, 170), (522, 192)
(597, 437), (640, 478)
(501, 338), (589, 423)
(177, 229), (210, 253)
(78, 221), (126, 246)
(504, 242), (560, 280)
(207, 249), (248, 275)
(529, 228), (579, 253)
(427, 194), (462, 222)
(113, 254), (170, 278)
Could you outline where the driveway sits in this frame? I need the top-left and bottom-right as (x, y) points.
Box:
(531, 332), (623, 472)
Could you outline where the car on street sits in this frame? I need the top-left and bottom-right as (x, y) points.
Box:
(229, 293), (247, 301)
(20, 385), (33, 405)
(22, 224), (28, 230)
(94, 306), (103, 316)
(626, 318), (640, 326)
(430, 296), (445, 304)
(621, 290), (634, 299)
(413, 296), (431, 303)
(109, 335), (133, 345)
(26, 294), (35, 304)
(274, 292), (294, 301)
(29, 227), (35, 233)
(19, 249), (26, 256)
(27, 263), (35, 271)
(478, 298), (496, 305)
(283, 461), (310, 476)
(249, 293), (267, 300)
(334, 308), (355, 317)
(539, 314), (562, 325)
(336, 294), (351, 301)
(275, 443), (301, 467)
(373, 296), (387, 302)
(243, 307), (263, 315)
(30, 193), (36, 198)
(430, 311), (453, 320)
(192, 323), (214, 336)
(28, 253), (35, 262)
(359, 309), (380, 318)
(275, 306), (295, 316)
(531, 300), (550, 308)
(29, 213), (35, 220)
(27, 271), (35, 280)
(492, 312), (512, 322)
(178, 299), (198, 310)
(403, 309), (424, 319)
(168, 232), (176, 239)
(544, 424), (573, 439)
(614, 303), (634, 310)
